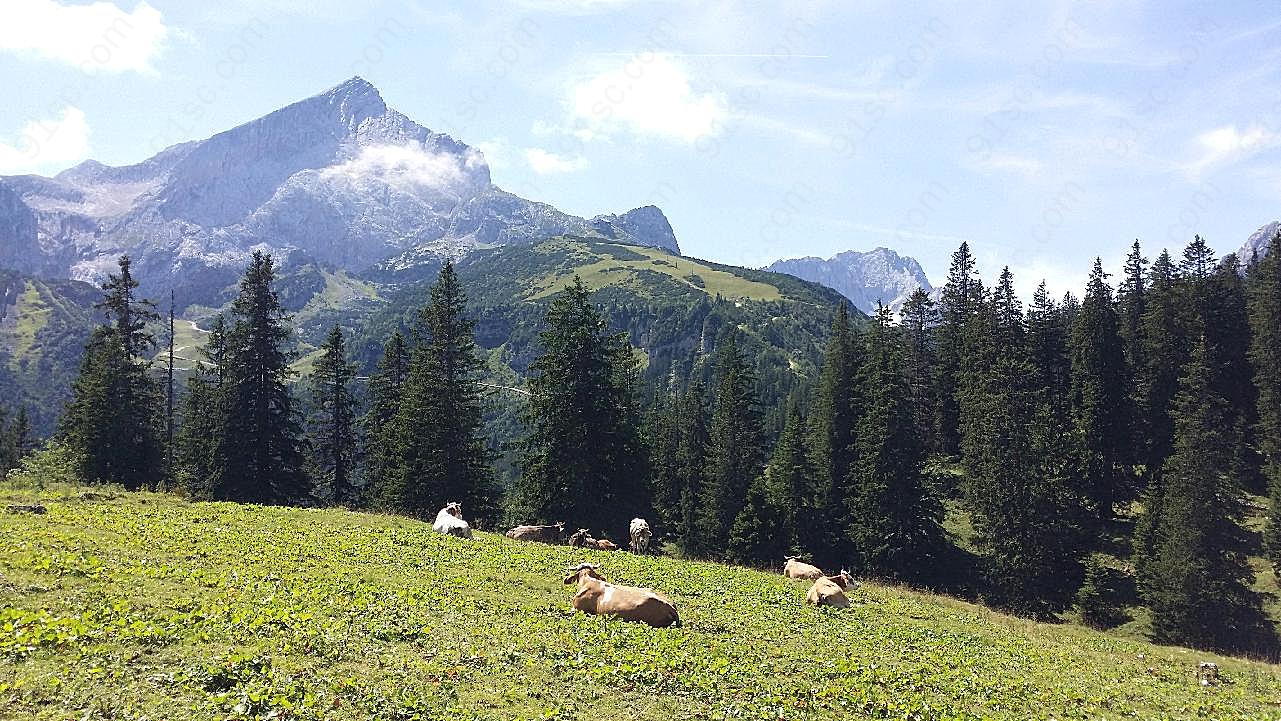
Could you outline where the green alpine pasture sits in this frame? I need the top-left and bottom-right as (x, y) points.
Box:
(3, 485), (1281, 721)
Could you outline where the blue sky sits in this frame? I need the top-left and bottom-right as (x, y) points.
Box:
(1, 0), (1279, 296)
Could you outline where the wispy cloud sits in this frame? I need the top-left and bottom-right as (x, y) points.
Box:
(1182, 124), (1279, 179)
(0, 106), (91, 175)
(566, 54), (729, 143)
(319, 143), (486, 195)
(524, 147), (588, 174)
(0, 0), (171, 73)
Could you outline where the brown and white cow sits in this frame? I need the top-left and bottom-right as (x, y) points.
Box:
(629, 518), (652, 554)
(806, 570), (856, 608)
(505, 522), (566, 544)
(783, 555), (824, 581)
(562, 563), (680, 628)
(432, 502), (472, 539)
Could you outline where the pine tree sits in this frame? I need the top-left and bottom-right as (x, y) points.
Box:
(306, 326), (359, 506)
(850, 304), (943, 579)
(961, 275), (1086, 617)
(217, 251), (309, 504)
(675, 379), (710, 556)
(644, 387), (683, 530)
(60, 256), (163, 489)
(96, 255), (158, 358)
(726, 474), (785, 565)
(514, 278), (647, 538)
(10, 407), (32, 460)
(808, 302), (861, 567)
(0, 407), (13, 475)
(936, 242), (980, 455)
(1208, 256), (1263, 493)
(1135, 250), (1184, 475)
(364, 331), (408, 507)
(390, 262), (496, 521)
(1141, 338), (1264, 653)
(762, 403), (812, 556)
(1250, 232), (1281, 571)
(1118, 241), (1148, 455)
(1027, 282), (1071, 409)
(176, 316), (229, 499)
(1070, 258), (1129, 518)
(699, 332), (765, 557)
(899, 289), (940, 454)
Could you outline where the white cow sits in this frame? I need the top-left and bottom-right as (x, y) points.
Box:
(629, 518), (652, 554)
(433, 502), (473, 539)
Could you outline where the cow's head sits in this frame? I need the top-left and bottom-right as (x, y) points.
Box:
(444, 502), (463, 518)
(562, 562), (603, 585)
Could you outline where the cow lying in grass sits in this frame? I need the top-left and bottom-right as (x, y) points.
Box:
(505, 522), (566, 544)
(562, 563), (680, 628)
(432, 502), (472, 539)
(567, 529), (619, 550)
(783, 555), (823, 580)
(806, 570), (856, 608)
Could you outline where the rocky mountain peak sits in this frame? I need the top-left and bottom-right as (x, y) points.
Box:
(765, 247), (932, 313)
(0, 77), (681, 305)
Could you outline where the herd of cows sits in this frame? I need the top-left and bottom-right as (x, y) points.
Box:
(430, 503), (859, 628)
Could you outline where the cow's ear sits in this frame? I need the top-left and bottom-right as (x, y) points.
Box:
(563, 571), (579, 585)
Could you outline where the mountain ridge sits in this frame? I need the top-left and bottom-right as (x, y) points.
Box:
(0, 77), (680, 308)
(765, 246), (933, 313)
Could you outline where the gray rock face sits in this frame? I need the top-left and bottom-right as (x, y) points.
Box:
(1237, 221), (1279, 265)
(0, 77), (680, 303)
(765, 247), (932, 314)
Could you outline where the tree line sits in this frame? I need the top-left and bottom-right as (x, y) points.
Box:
(47, 230), (1281, 656)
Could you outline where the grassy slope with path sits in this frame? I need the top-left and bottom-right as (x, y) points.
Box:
(4, 485), (1281, 720)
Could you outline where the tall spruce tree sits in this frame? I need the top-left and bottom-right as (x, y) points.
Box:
(900, 289), (940, 454)
(217, 251), (309, 504)
(675, 379), (710, 556)
(1208, 256), (1263, 493)
(96, 255), (158, 358)
(1250, 232), (1281, 571)
(961, 274), (1086, 617)
(850, 304), (943, 579)
(60, 256), (163, 489)
(1027, 282), (1071, 410)
(305, 326), (359, 506)
(726, 473), (786, 566)
(390, 262), (496, 521)
(514, 278), (647, 538)
(644, 387), (683, 530)
(364, 331), (408, 507)
(1118, 241), (1148, 454)
(936, 242), (980, 455)
(1070, 258), (1129, 518)
(762, 403), (812, 556)
(808, 302), (861, 566)
(699, 332), (766, 558)
(1137, 250), (1183, 472)
(1140, 338), (1264, 653)
(176, 316), (229, 499)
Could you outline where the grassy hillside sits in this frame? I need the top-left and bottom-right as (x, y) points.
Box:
(4, 485), (1281, 720)
(0, 273), (99, 433)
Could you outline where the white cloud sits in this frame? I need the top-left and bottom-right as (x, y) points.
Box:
(320, 143), (486, 195)
(567, 54), (728, 143)
(524, 147), (587, 174)
(0, 0), (171, 73)
(1183, 124), (1279, 178)
(0, 106), (91, 175)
